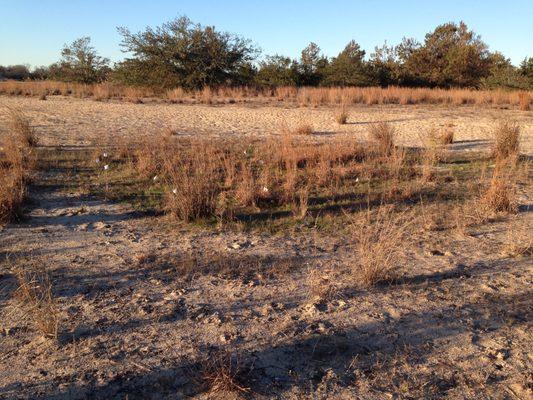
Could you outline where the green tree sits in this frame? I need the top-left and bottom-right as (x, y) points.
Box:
(403, 22), (491, 87)
(114, 16), (257, 89)
(481, 52), (529, 89)
(322, 41), (373, 86)
(49, 37), (110, 84)
(298, 42), (328, 86)
(254, 55), (299, 87)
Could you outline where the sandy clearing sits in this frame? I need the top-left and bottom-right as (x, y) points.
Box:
(1, 96), (532, 154)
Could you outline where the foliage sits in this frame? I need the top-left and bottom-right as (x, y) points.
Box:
(48, 37), (110, 84)
(114, 16), (258, 89)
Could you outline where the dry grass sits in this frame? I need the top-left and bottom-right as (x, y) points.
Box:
(6, 109), (38, 148)
(351, 207), (413, 287)
(481, 163), (517, 214)
(518, 92), (530, 111)
(200, 349), (251, 396)
(492, 120), (520, 160)
(307, 268), (339, 302)
(0, 110), (35, 224)
(334, 107), (348, 124)
(292, 123), (314, 135)
(2, 81), (532, 109)
(502, 224), (533, 257)
(369, 122), (395, 156)
(14, 262), (59, 339)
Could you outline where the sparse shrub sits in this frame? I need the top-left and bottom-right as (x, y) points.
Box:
(14, 262), (59, 339)
(492, 120), (520, 160)
(369, 122), (395, 156)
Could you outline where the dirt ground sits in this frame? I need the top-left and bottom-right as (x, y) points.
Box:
(0, 96), (532, 399)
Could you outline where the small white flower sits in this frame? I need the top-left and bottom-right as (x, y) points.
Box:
(262, 186), (269, 193)
(103, 153), (108, 158)
(153, 175), (158, 182)
(95, 158), (100, 164)
(172, 188), (178, 195)
(355, 177), (359, 183)
(103, 164), (109, 170)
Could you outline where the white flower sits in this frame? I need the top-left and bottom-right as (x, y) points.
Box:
(355, 177), (359, 183)
(153, 175), (158, 182)
(103, 164), (109, 170)
(95, 158), (100, 164)
(103, 153), (108, 158)
(172, 188), (178, 195)
(262, 186), (269, 193)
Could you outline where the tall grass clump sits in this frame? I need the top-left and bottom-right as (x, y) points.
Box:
(163, 140), (225, 222)
(518, 92), (530, 111)
(351, 207), (413, 287)
(335, 106), (348, 124)
(0, 110), (36, 224)
(369, 122), (395, 156)
(482, 163), (517, 214)
(492, 120), (520, 160)
(15, 262), (59, 339)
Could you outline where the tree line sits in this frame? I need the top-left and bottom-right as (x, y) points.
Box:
(2, 17), (532, 90)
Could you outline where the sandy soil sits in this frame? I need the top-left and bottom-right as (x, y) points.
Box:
(0, 96), (532, 154)
(0, 97), (532, 399)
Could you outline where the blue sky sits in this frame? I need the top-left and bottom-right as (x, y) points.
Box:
(1, 0), (532, 68)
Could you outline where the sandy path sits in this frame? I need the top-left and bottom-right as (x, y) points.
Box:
(1, 96), (532, 154)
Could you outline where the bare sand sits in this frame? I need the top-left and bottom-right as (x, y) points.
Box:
(1, 96), (532, 154)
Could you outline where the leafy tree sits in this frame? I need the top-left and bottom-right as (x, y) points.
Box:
(403, 22), (491, 87)
(322, 41), (373, 86)
(254, 55), (299, 87)
(114, 16), (257, 89)
(49, 37), (110, 83)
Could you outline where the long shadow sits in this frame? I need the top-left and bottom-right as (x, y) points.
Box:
(6, 288), (529, 399)
(345, 117), (421, 125)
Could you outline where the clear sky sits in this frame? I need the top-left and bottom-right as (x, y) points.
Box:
(1, 0), (532, 68)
